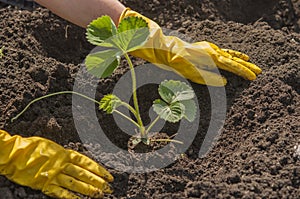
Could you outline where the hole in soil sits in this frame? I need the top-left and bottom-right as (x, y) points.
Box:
(128, 132), (172, 153)
(98, 83), (180, 151)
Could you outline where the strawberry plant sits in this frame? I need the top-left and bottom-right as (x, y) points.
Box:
(12, 16), (197, 147)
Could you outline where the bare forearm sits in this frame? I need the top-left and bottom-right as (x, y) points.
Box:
(34, 0), (126, 27)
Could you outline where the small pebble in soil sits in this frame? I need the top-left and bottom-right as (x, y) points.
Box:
(293, 144), (300, 160)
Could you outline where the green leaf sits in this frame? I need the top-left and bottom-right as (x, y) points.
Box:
(153, 99), (185, 123)
(85, 49), (120, 78)
(114, 16), (150, 52)
(156, 80), (197, 122)
(86, 16), (149, 52)
(86, 15), (117, 47)
(85, 16), (150, 78)
(181, 99), (197, 122)
(99, 94), (122, 114)
(158, 80), (195, 103)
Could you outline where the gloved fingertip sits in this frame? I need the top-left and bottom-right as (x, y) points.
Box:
(247, 72), (257, 81)
(253, 66), (262, 75)
(242, 60), (262, 75)
(106, 173), (114, 182)
(203, 77), (227, 87)
(104, 184), (114, 194)
(212, 75), (227, 86)
(92, 189), (104, 198)
(211, 78), (227, 86)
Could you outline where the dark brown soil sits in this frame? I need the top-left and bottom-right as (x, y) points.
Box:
(0, 0), (299, 198)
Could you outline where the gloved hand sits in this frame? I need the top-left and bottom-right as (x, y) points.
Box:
(0, 130), (113, 199)
(119, 8), (262, 86)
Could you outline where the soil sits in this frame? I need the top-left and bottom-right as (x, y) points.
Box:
(0, 0), (299, 198)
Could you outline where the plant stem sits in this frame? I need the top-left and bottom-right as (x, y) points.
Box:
(11, 90), (142, 131)
(124, 53), (145, 136)
(11, 91), (100, 122)
(146, 116), (160, 133)
(120, 101), (138, 119)
(114, 110), (140, 128)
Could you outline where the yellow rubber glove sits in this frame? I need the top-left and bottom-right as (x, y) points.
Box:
(0, 130), (113, 199)
(119, 8), (262, 86)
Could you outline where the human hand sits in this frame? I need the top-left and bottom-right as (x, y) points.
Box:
(120, 8), (262, 86)
(0, 130), (113, 198)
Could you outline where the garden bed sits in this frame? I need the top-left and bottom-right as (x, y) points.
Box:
(0, 0), (299, 198)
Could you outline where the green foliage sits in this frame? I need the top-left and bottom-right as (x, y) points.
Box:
(99, 94), (122, 114)
(85, 49), (120, 78)
(181, 99), (197, 122)
(85, 16), (150, 78)
(86, 16), (117, 47)
(153, 99), (185, 123)
(158, 80), (195, 103)
(115, 16), (149, 52)
(153, 80), (196, 123)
